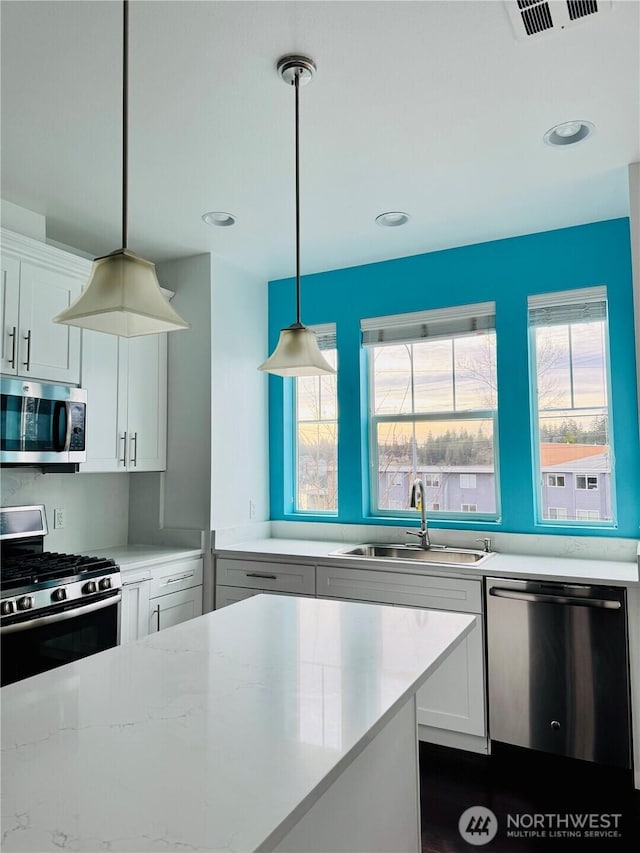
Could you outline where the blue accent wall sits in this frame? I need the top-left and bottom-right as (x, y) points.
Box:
(267, 218), (639, 537)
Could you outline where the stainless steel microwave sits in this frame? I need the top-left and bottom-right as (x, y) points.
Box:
(0, 378), (87, 466)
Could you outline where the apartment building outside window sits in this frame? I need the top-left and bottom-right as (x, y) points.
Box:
(294, 325), (337, 513)
(529, 287), (614, 525)
(363, 302), (499, 518)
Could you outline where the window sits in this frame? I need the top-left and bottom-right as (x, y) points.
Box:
(546, 507), (568, 520)
(461, 503), (477, 512)
(294, 326), (337, 512)
(529, 287), (614, 525)
(576, 475), (598, 491)
(547, 474), (565, 487)
(460, 473), (477, 489)
(577, 509), (600, 521)
(363, 302), (499, 517)
(429, 502), (440, 511)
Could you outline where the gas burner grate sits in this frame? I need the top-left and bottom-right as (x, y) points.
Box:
(1, 552), (117, 591)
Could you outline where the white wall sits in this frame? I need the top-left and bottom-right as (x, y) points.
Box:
(210, 255), (269, 529)
(0, 469), (130, 552)
(130, 254), (214, 535)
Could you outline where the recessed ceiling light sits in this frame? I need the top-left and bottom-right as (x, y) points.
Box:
(202, 211), (236, 227)
(543, 121), (594, 147)
(375, 211), (411, 227)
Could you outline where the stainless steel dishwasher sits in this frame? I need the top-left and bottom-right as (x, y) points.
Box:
(485, 577), (632, 769)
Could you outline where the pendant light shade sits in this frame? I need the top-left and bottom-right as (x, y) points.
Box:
(54, 0), (189, 337)
(258, 55), (335, 377)
(258, 323), (335, 377)
(55, 249), (189, 337)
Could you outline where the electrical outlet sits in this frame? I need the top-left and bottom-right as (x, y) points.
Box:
(249, 499), (256, 519)
(54, 508), (65, 529)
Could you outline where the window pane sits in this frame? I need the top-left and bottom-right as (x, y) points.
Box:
(375, 418), (496, 514)
(532, 302), (613, 524)
(535, 325), (571, 409)
(413, 340), (453, 412)
(453, 334), (497, 410)
(372, 345), (412, 415)
(295, 348), (337, 512)
(571, 322), (607, 408)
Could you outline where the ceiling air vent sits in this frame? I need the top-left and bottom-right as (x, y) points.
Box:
(506, 0), (613, 40)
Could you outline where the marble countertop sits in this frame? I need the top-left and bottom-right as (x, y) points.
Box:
(88, 544), (204, 574)
(215, 538), (639, 585)
(1, 595), (474, 853)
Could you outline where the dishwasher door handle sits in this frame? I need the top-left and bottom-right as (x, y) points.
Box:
(488, 587), (621, 609)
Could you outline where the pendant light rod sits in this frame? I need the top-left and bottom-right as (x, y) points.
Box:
(122, 0), (129, 249)
(294, 69), (301, 326)
(257, 55), (334, 376)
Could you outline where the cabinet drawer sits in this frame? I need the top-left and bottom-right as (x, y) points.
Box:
(149, 557), (203, 598)
(316, 564), (481, 613)
(216, 558), (315, 595)
(215, 585), (313, 609)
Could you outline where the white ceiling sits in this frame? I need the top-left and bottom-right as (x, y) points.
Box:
(2, 0), (639, 282)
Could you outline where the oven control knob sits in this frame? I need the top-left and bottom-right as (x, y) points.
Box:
(83, 581), (98, 595)
(98, 577), (112, 591)
(1, 600), (15, 616)
(52, 588), (67, 603)
(17, 596), (34, 611)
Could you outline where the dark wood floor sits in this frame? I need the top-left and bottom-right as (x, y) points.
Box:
(419, 742), (640, 852)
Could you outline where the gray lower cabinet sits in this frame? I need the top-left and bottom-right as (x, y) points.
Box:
(315, 562), (487, 751)
(214, 553), (487, 752)
(215, 557), (315, 608)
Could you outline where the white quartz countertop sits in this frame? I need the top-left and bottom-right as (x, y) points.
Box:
(215, 538), (639, 585)
(1, 595), (474, 853)
(87, 544), (204, 573)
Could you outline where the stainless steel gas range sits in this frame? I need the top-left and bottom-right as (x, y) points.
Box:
(0, 505), (122, 687)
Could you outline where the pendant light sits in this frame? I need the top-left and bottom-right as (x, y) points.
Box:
(258, 55), (335, 377)
(54, 0), (189, 337)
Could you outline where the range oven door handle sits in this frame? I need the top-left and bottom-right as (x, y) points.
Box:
(488, 587), (621, 609)
(0, 593), (122, 635)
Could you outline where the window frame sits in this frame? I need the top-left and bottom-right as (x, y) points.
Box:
(291, 326), (338, 516)
(547, 474), (566, 488)
(575, 474), (598, 491)
(528, 287), (616, 529)
(364, 303), (501, 523)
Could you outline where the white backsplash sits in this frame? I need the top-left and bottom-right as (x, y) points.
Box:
(265, 520), (638, 562)
(0, 469), (130, 553)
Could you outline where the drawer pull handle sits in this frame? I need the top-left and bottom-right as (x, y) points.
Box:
(246, 572), (277, 580)
(165, 573), (193, 584)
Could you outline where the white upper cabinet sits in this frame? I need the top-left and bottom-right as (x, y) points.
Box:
(0, 229), (89, 384)
(81, 330), (167, 472)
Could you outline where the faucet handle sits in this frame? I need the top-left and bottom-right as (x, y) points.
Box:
(475, 537), (492, 553)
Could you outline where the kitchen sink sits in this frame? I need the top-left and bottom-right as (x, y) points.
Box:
(329, 543), (491, 567)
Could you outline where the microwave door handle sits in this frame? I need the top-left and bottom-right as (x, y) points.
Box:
(52, 401), (71, 452)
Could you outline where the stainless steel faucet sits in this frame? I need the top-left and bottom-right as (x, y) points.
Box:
(407, 478), (431, 549)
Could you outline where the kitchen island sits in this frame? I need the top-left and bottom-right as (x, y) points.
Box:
(1, 594), (475, 853)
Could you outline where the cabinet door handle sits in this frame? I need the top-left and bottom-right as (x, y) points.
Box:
(153, 603), (161, 631)
(166, 573), (193, 584)
(246, 572), (278, 580)
(119, 432), (127, 466)
(130, 432), (138, 467)
(23, 330), (32, 371)
(8, 326), (16, 368)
